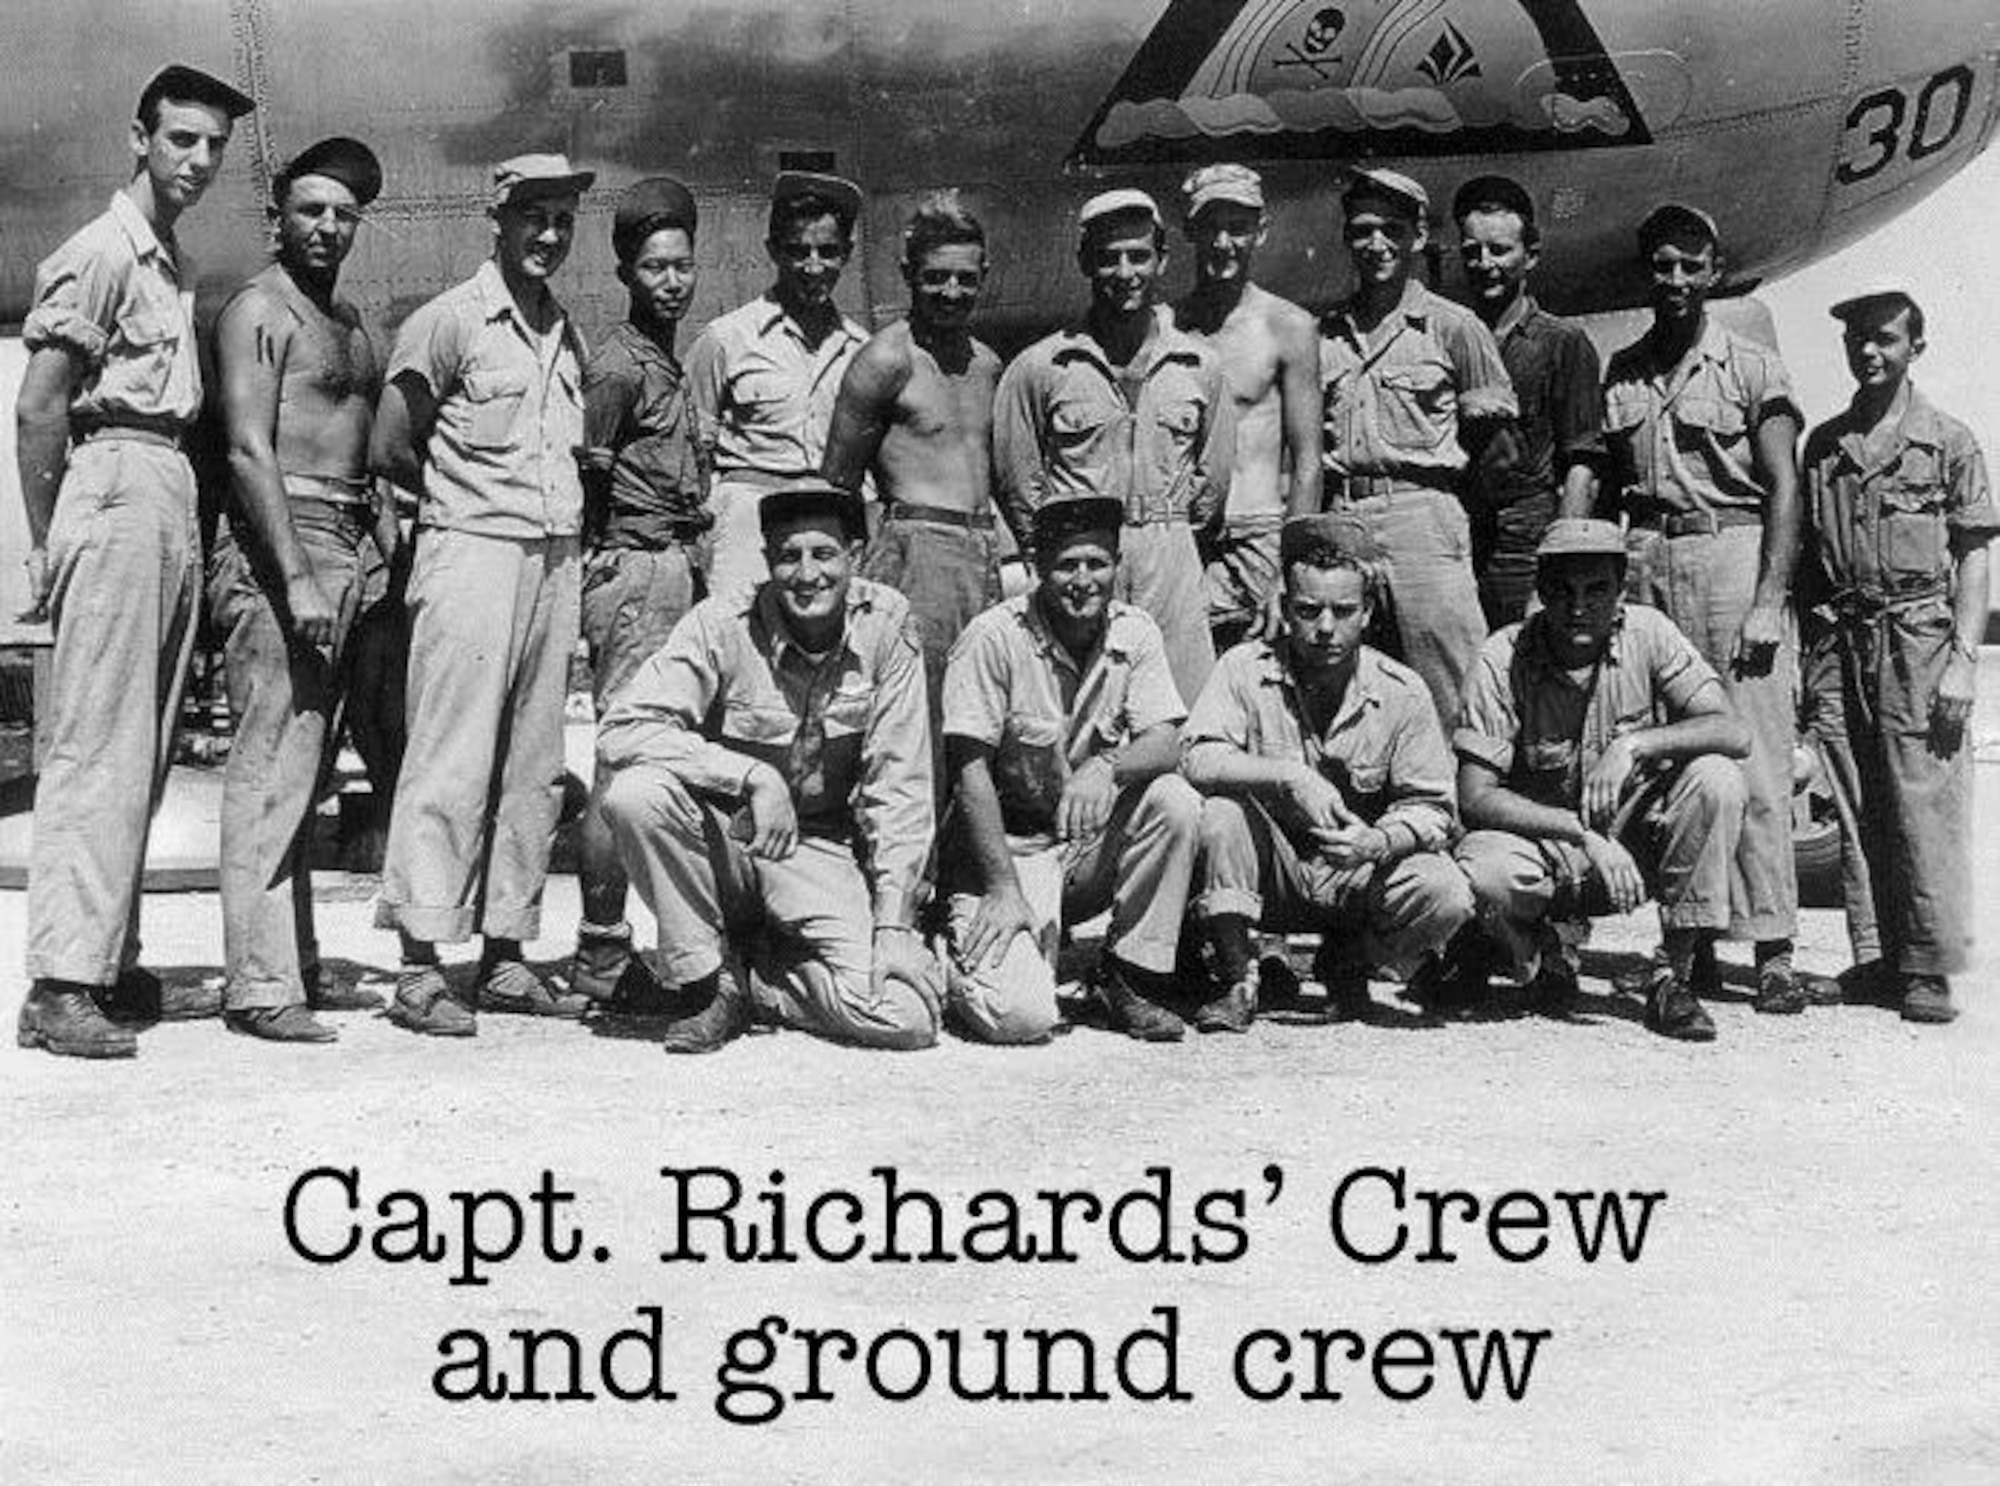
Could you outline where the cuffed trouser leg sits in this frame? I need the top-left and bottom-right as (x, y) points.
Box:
(212, 512), (367, 1010)
(1116, 523), (1215, 705)
(26, 443), (198, 985)
(945, 849), (1063, 1045)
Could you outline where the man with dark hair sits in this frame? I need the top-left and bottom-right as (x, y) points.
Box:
(1185, 512), (1473, 1031)
(1320, 166), (1517, 731)
(940, 496), (1202, 1043)
(821, 190), (1004, 709)
(1450, 174), (1604, 626)
(569, 176), (713, 1010)
(207, 136), (394, 1043)
(597, 481), (941, 1054)
(371, 153), (595, 1036)
(995, 188), (1234, 705)
(15, 63), (253, 1059)
(1455, 519), (1752, 1041)
(1172, 163), (1322, 651)
(1603, 202), (1809, 1014)
(1799, 285), (1996, 1024)
(689, 171), (868, 592)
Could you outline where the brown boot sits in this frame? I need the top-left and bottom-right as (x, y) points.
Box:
(660, 972), (753, 1054)
(18, 983), (139, 1059)
(1096, 957), (1185, 1042)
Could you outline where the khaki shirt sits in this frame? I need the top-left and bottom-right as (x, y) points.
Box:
(1320, 280), (1516, 484)
(582, 320), (710, 548)
(992, 306), (1233, 547)
(1184, 639), (1457, 857)
(596, 577), (932, 925)
(1802, 384), (1998, 602)
(24, 192), (201, 426)
(942, 593), (1186, 847)
(385, 260), (585, 537)
(1604, 316), (1798, 519)
(1454, 605), (1723, 810)
(686, 294), (867, 486)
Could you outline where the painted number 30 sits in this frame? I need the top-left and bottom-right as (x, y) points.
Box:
(1838, 65), (1975, 184)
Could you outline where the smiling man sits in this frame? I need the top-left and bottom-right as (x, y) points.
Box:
(371, 152), (595, 1036)
(597, 480), (941, 1054)
(15, 64), (254, 1059)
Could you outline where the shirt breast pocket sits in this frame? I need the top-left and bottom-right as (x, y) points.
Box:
(1374, 360), (1454, 453)
(1878, 466), (1950, 581)
(997, 710), (1067, 833)
(1521, 737), (1576, 788)
(1670, 391), (1746, 451)
(461, 366), (530, 452)
(720, 701), (796, 770)
(1051, 402), (1110, 453)
(112, 302), (180, 404)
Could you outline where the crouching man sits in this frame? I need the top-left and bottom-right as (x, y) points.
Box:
(1453, 518), (1751, 1041)
(1184, 513), (1473, 1030)
(596, 480), (942, 1053)
(940, 496), (1202, 1043)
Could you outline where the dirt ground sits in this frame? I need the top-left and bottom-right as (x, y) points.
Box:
(3, 755), (1997, 1485)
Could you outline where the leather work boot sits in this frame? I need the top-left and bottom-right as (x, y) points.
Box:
(17, 983), (139, 1059)
(569, 925), (635, 1004)
(1523, 955), (1580, 1017)
(1643, 970), (1717, 1043)
(1096, 958), (1185, 1042)
(476, 958), (589, 1019)
(225, 1005), (338, 1044)
(1192, 967), (1257, 1034)
(303, 964), (386, 1013)
(1752, 959), (1807, 1015)
(660, 973), (753, 1054)
(96, 966), (221, 1024)
(386, 965), (476, 1038)
(1313, 946), (1373, 1023)
(1898, 973), (1958, 1025)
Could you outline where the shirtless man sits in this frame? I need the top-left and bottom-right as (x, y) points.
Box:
(822, 191), (1004, 699)
(209, 137), (397, 1042)
(1173, 163), (1322, 651)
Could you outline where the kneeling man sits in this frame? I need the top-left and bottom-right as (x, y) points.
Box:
(940, 497), (1202, 1043)
(1454, 518), (1751, 1041)
(597, 481), (941, 1052)
(1184, 513), (1473, 1030)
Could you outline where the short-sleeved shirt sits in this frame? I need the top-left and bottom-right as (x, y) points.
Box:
(1604, 317), (1798, 519)
(1320, 279), (1517, 483)
(24, 192), (201, 426)
(582, 320), (710, 549)
(686, 293), (867, 486)
(992, 306), (1232, 546)
(595, 576), (932, 925)
(942, 593), (1186, 845)
(1471, 294), (1604, 508)
(385, 259), (585, 537)
(1802, 384), (1999, 602)
(1184, 639), (1457, 858)
(1453, 604), (1724, 810)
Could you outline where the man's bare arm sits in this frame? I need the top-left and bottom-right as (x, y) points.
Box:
(370, 370), (438, 497)
(1277, 306), (1324, 518)
(15, 348), (81, 613)
(1746, 408), (1803, 640)
(820, 332), (909, 492)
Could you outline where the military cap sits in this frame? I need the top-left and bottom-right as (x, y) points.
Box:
(614, 176), (698, 262)
(1829, 280), (1922, 324)
(1535, 517), (1628, 562)
(274, 137), (382, 208)
(1450, 173), (1536, 230)
(1182, 163), (1264, 219)
(1637, 201), (1720, 254)
(1078, 188), (1162, 239)
(1032, 497), (1125, 558)
(138, 63), (255, 122)
(1279, 511), (1384, 569)
(759, 480), (867, 544)
(492, 153), (595, 210)
(771, 170), (864, 233)
(1343, 166), (1428, 219)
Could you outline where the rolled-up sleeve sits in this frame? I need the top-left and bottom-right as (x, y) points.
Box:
(23, 241), (119, 365)
(596, 606), (759, 797)
(1444, 314), (1519, 422)
(1452, 637), (1520, 776)
(940, 618), (1010, 747)
(1180, 647), (1256, 777)
(384, 295), (466, 400)
(858, 615), (935, 926)
(1377, 694), (1457, 855)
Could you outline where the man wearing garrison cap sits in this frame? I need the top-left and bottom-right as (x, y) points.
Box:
(207, 136), (396, 1042)
(597, 479), (941, 1053)
(995, 188), (1235, 706)
(938, 495), (1204, 1043)
(1182, 510), (1473, 1031)
(372, 152), (596, 1035)
(568, 176), (714, 1014)
(16, 64), (254, 1058)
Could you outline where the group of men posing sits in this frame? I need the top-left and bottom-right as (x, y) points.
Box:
(14, 64), (1990, 1061)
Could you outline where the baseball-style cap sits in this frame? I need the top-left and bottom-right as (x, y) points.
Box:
(1279, 511), (1385, 569)
(1829, 280), (1922, 323)
(1032, 496), (1125, 557)
(1182, 163), (1264, 218)
(274, 137), (382, 207)
(613, 176), (698, 261)
(760, 480), (867, 544)
(1535, 517), (1628, 562)
(492, 154), (595, 209)
(1078, 187), (1163, 238)
(138, 63), (256, 121)
(1343, 166), (1428, 219)
(771, 170), (864, 232)
(1637, 201), (1720, 253)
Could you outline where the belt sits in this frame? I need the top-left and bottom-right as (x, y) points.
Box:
(1821, 578), (1951, 619)
(1337, 472), (1454, 501)
(600, 517), (711, 551)
(75, 420), (187, 451)
(883, 502), (995, 530)
(284, 473), (372, 505)
(1632, 506), (1762, 537)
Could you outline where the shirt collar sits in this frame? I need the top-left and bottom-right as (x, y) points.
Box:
(1267, 637), (1386, 727)
(1517, 606), (1629, 681)
(754, 580), (870, 670)
(753, 292), (863, 351)
(1834, 381), (1943, 472)
(108, 191), (170, 265)
(1329, 277), (1432, 347)
(1024, 588), (1123, 676)
(1493, 291), (1539, 343)
(1050, 304), (1204, 378)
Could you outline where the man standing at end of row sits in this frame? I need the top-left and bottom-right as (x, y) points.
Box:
(209, 137), (395, 1043)
(996, 189), (1234, 705)
(1172, 163), (1322, 653)
(372, 154), (595, 1035)
(16, 64), (254, 1059)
